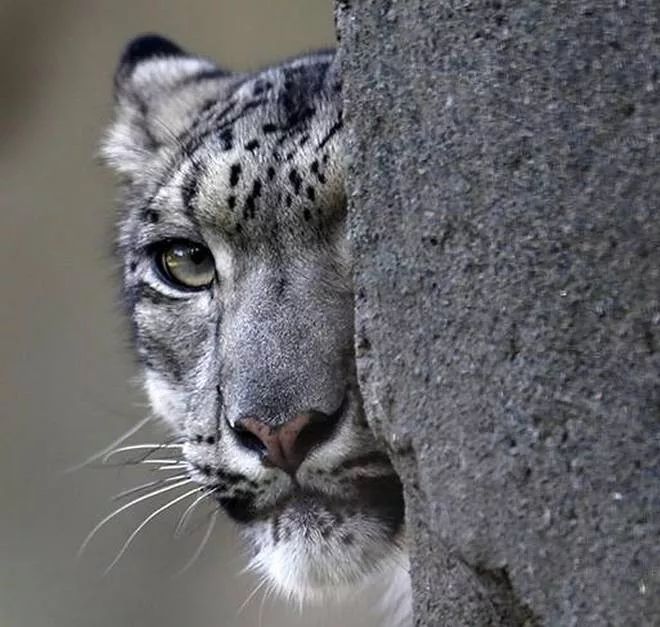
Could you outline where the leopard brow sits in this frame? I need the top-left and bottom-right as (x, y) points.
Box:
(132, 220), (205, 251)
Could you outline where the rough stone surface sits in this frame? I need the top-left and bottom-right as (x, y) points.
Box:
(336, 1), (659, 625)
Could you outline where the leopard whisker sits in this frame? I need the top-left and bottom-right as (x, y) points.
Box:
(103, 443), (184, 464)
(122, 459), (185, 466)
(174, 487), (217, 538)
(174, 509), (218, 576)
(64, 414), (153, 473)
(103, 486), (202, 574)
(150, 464), (190, 473)
(237, 575), (268, 615)
(112, 474), (190, 501)
(78, 478), (193, 557)
(100, 458), (187, 469)
(259, 579), (275, 627)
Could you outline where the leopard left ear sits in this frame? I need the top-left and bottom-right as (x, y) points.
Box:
(102, 34), (231, 180)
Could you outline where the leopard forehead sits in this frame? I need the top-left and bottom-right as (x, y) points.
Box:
(107, 47), (345, 256)
(191, 67), (346, 239)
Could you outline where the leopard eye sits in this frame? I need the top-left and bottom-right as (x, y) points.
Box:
(155, 240), (215, 290)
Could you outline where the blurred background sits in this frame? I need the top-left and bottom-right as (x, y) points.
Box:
(0, 2), (380, 625)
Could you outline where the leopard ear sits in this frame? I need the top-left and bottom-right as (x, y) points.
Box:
(114, 34), (187, 88)
(102, 34), (230, 180)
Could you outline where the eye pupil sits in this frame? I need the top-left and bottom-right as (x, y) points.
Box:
(189, 247), (207, 265)
(156, 240), (215, 290)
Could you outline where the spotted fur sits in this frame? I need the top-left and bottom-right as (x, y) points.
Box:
(101, 34), (409, 620)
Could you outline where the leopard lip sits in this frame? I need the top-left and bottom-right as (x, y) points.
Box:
(214, 472), (405, 535)
(257, 472), (403, 518)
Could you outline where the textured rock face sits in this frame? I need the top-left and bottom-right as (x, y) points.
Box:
(336, 1), (659, 625)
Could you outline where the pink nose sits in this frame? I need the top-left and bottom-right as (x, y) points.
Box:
(232, 408), (341, 475)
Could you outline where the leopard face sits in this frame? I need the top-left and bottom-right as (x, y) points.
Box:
(101, 35), (405, 602)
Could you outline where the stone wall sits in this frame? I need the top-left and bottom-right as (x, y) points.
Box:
(337, 1), (659, 624)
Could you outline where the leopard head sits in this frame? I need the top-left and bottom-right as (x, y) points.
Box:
(101, 34), (405, 602)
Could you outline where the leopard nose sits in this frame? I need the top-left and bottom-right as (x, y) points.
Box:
(231, 406), (343, 475)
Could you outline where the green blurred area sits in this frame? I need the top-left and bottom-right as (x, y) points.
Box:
(0, 2), (378, 625)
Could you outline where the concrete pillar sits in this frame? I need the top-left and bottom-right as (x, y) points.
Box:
(337, 1), (659, 624)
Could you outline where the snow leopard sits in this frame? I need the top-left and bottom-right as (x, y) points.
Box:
(99, 34), (409, 621)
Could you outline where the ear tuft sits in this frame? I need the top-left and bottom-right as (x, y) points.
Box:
(117, 34), (186, 80)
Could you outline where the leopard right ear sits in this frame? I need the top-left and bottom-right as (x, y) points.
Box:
(102, 34), (230, 180)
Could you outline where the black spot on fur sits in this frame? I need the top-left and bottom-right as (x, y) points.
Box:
(229, 163), (242, 187)
(310, 159), (327, 184)
(218, 127), (233, 150)
(283, 99), (316, 129)
(129, 261), (137, 273)
(227, 195), (236, 209)
(245, 139), (260, 152)
(278, 64), (326, 132)
(267, 166), (276, 180)
(252, 179), (262, 198)
(244, 178), (262, 219)
(305, 185), (316, 202)
(252, 79), (273, 97)
(285, 194), (292, 208)
(317, 115), (343, 150)
(144, 209), (159, 223)
(262, 123), (278, 133)
(181, 163), (201, 215)
(303, 208), (312, 221)
(288, 169), (302, 194)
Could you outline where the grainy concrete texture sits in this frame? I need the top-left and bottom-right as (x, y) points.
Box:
(337, 1), (659, 625)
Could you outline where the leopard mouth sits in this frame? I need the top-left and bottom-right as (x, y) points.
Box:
(214, 454), (403, 526)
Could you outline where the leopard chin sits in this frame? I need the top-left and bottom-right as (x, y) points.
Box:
(242, 489), (406, 603)
(217, 473), (406, 602)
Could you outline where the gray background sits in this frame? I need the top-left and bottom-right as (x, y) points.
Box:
(1, 2), (376, 626)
